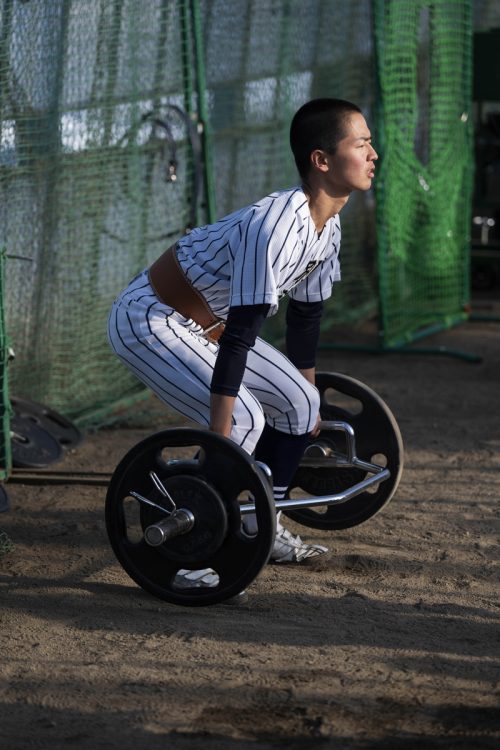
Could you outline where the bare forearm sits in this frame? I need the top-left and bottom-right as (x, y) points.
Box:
(299, 367), (321, 436)
(209, 393), (236, 437)
(299, 367), (316, 386)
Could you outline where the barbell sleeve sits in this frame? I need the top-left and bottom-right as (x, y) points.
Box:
(144, 509), (195, 547)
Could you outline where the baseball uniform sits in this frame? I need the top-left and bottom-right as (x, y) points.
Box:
(108, 186), (341, 455)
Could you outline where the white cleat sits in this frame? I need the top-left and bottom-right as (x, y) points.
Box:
(172, 568), (248, 603)
(270, 514), (328, 563)
(172, 568), (219, 589)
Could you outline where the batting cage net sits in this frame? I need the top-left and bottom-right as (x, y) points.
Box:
(0, 249), (11, 482)
(0, 0), (473, 429)
(373, 0), (474, 348)
(1, 0), (201, 426)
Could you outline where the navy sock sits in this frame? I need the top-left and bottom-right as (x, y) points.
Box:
(254, 423), (309, 500)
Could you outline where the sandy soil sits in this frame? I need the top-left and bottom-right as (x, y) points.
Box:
(0, 317), (499, 749)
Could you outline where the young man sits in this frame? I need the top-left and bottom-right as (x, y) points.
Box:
(108, 98), (378, 587)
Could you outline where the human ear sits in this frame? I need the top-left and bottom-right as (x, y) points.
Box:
(310, 149), (330, 172)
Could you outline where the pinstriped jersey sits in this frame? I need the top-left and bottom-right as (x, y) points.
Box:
(176, 186), (341, 319)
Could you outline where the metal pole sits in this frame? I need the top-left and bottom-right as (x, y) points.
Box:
(190, 0), (217, 223)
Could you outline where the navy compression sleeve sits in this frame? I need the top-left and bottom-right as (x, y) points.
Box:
(285, 298), (323, 369)
(210, 304), (270, 396)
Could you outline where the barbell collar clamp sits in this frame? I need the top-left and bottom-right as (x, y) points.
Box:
(129, 490), (173, 515)
(149, 470), (177, 511)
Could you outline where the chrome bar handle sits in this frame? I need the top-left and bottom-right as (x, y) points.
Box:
(240, 468), (391, 515)
(317, 420), (356, 463)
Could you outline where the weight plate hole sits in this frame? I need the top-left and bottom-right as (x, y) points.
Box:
(123, 495), (143, 543)
(160, 444), (203, 465)
(237, 492), (256, 537)
(367, 453), (388, 493)
(321, 387), (363, 415)
(172, 567), (220, 590)
(308, 504), (328, 515)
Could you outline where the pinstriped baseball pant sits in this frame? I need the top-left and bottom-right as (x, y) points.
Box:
(107, 271), (320, 455)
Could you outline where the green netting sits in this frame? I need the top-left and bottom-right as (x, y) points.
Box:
(201, 0), (379, 337)
(1, 0), (202, 422)
(373, 0), (474, 348)
(0, 248), (11, 481)
(0, 1), (474, 428)
(0, 0), (378, 425)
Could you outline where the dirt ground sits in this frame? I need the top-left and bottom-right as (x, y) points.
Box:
(1, 314), (499, 750)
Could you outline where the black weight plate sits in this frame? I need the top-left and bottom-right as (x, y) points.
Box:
(10, 396), (83, 451)
(105, 428), (276, 607)
(10, 415), (63, 468)
(139, 474), (228, 564)
(285, 372), (404, 531)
